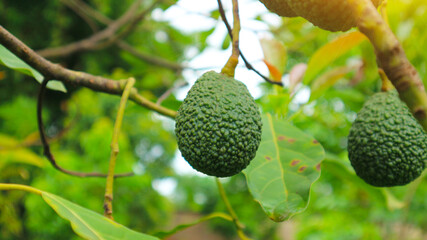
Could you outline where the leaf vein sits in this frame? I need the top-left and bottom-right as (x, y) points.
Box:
(267, 114), (287, 200)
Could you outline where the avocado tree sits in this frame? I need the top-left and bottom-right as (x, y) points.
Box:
(0, 0), (426, 239)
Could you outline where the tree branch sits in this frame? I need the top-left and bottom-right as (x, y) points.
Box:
(62, 0), (99, 33)
(63, 0), (114, 25)
(0, 25), (177, 119)
(349, 0), (427, 130)
(117, 41), (185, 72)
(62, 0), (186, 72)
(90, 0), (161, 51)
(36, 0), (146, 58)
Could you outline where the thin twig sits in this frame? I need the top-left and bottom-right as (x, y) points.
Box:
(0, 25), (177, 119)
(103, 77), (135, 219)
(215, 178), (251, 240)
(216, 0), (282, 86)
(61, 0), (99, 32)
(117, 41), (185, 72)
(61, 0), (186, 72)
(92, 0), (161, 50)
(156, 80), (188, 105)
(37, 0), (144, 58)
(65, 0), (112, 25)
(37, 78), (134, 178)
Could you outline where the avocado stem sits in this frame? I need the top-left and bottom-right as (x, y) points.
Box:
(379, 68), (394, 92)
(349, 0), (427, 130)
(221, 0), (240, 78)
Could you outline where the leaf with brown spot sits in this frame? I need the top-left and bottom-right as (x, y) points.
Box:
(277, 136), (286, 141)
(243, 114), (325, 222)
(298, 166), (307, 172)
(290, 159), (301, 166)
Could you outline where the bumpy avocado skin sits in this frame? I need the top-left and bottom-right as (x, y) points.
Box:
(175, 71), (262, 177)
(348, 91), (426, 187)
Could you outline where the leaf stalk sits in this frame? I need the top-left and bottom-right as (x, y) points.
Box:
(103, 77), (135, 219)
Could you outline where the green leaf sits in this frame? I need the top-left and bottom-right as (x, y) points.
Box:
(221, 34), (231, 50)
(0, 44), (66, 92)
(152, 212), (232, 238)
(303, 31), (367, 85)
(243, 114), (325, 222)
(42, 192), (159, 240)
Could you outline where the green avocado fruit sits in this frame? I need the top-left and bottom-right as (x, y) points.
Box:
(348, 91), (427, 187)
(175, 71), (262, 177)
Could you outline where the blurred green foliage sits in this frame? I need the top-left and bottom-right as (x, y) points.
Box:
(0, 0), (426, 239)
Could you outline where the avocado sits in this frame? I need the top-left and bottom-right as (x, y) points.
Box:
(175, 71), (262, 177)
(259, 0), (382, 32)
(348, 91), (426, 187)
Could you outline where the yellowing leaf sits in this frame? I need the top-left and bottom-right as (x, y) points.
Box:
(0, 134), (44, 167)
(260, 38), (287, 80)
(309, 64), (359, 102)
(263, 60), (282, 82)
(0, 149), (45, 168)
(303, 31), (367, 85)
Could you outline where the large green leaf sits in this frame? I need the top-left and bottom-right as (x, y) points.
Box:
(0, 44), (66, 92)
(42, 192), (159, 240)
(243, 114), (325, 222)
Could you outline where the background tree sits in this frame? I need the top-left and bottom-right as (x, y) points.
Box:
(0, 0), (426, 239)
